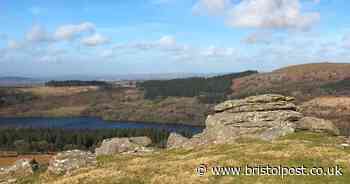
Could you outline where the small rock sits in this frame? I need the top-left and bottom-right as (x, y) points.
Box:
(0, 159), (37, 183)
(48, 150), (96, 176)
(129, 136), (152, 147)
(167, 132), (190, 149)
(6, 159), (36, 177)
(95, 137), (153, 156)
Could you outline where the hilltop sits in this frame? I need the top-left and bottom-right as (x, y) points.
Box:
(231, 63), (350, 101)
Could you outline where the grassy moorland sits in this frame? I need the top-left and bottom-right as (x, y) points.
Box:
(231, 63), (350, 101)
(19, 132), (350, 184)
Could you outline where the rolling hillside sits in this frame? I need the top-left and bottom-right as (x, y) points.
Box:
(231, 63), (350, 101)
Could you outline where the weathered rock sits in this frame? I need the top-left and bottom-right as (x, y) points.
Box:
(168, 94), (306, 148)
(168, 94), (342, 149)
(0, 159), (37, 183)
(258, 126), (295, 141)
(167, 133), (190, 149)
(0, 178), (17, 184)
(295, 117), (340, 135)
(95, 137), (153, 156)
(129, 136), (152, 147)
(205, 110), (303, 128)
(214, 94), (295, 112)
(48, 150), (96, 176)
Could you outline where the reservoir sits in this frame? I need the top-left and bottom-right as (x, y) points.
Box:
(0, 117), (204, 133)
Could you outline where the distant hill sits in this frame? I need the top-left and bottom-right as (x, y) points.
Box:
(0, 76), (43, 86)
(138, 70), (258, 103)
(231, 63), (350, 101)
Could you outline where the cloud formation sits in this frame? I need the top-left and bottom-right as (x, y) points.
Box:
(201, 46), (235, 57)
(194, 0), (320, 30)
(192, 0), (231, 15)
(81, 33), (110, 46)
(226, 0), (320, 30)
(54, 22), (96, 41)
(26, 25), (52, 42)
(7, 40), (23, 49)
(243, 31), (274, 45)
(343, 34), (350, 49)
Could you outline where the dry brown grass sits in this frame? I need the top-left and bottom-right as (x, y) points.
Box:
(19, 86), (99, 97)
(0, 154), (53, 167)
(302, 96), (350, 109)
(231, 63), (350, 100)
(33, 132), (350, 184)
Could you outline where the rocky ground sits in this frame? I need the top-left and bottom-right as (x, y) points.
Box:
(6, 132), (350, 184)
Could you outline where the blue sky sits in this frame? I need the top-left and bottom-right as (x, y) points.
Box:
(0, 0), (350, 77)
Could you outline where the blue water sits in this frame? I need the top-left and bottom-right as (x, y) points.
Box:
(0, 117), (203, 133)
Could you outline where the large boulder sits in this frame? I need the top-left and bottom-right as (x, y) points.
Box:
(168, 94), (305, 148)
(295, 117), (340, 135)
(48, 150), (96, 176)
(202, 94), (303, 142)
(95, 137), (153, 156)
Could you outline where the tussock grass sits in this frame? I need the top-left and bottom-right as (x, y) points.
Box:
(23, 132), (350, 184)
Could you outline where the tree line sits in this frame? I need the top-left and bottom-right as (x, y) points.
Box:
(0, 88), (36, 107)
(321, 78), (350, 95)
(45, 80), (110, 87)
(137, 71), (258, 103)
(0, 128), (194, 154)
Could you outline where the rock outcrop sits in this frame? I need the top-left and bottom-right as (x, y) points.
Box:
(48, 150), (96, 176)
(0, 159), (38, 184)
(295, 117), (340, 135)
(202, 94), (303, 142)
(167, 94), (340, 149)
(95, 136), (153, 156)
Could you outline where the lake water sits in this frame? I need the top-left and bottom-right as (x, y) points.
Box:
(0, 117), (204, 133)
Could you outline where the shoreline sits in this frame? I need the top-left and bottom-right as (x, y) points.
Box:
(0, 116), (206, 129)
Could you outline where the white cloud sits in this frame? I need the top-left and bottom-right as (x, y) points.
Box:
(193, 0), (231, 15)
(54, 22), (95, 41)
(100, 50), (114, 58)
(158, 35), (177, 47)
(81, 33), (110, 46)
(26, 24), (52, 42)
(7, 40), (23, 49)
(201, 46), (235, 57)
(226, 0), (320, 30)
(126, 35), (181, 51)
(243, 31), (274, 44)
(109, 35), (237, 60)
(343, 34), (350, 49)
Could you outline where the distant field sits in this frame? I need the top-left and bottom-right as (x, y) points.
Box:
(18, 86), (99, 97)
(0, 154), (53, 167)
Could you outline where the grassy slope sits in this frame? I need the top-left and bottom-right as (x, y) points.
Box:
(21, 132), (350, 184)
(231, 63), (350, 101)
